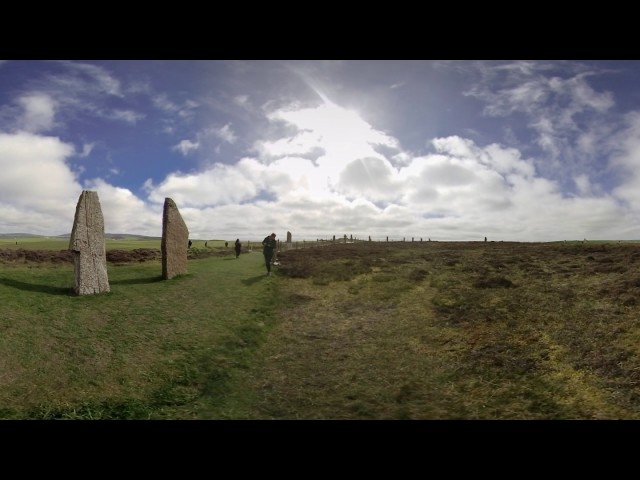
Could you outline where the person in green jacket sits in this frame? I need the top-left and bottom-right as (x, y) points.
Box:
(262, 233), (277, 276)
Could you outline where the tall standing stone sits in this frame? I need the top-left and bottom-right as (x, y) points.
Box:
(286, 230), (293, 252)
(69, 190), (110, 295)
(161, 197), (189, 280)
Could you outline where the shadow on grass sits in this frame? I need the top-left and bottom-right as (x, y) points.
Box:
(0, 277), (72, 295)
(242, 275), (267, 286)
(223, 257), (239, 261)
(110, 275), (164, 285)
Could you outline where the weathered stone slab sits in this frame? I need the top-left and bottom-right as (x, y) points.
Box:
(69, 190), (110, 295)
(161, 197), (189, 279)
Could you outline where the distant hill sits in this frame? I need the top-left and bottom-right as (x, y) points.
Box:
(0, 233), (45, 238)
(104, 233), (162, 240)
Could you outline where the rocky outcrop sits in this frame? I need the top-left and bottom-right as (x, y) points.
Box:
(69, 191), (110, 295)
(161, 198), (189, 279)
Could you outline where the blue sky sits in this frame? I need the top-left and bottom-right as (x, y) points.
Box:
(1, 59), (640, 241)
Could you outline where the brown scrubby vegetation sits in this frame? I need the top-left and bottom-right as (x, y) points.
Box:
(0, 246), (234, 265)
(252, 240), (640, 418)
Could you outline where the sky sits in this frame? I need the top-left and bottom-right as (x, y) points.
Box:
(2, 59), (640, 241)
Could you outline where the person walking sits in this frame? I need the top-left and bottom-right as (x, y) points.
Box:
(234, 238), (242, 259)
(262, 232), (277, 276)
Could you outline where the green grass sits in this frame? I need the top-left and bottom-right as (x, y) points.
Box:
(0, 250), (276, 419)
(0, 237), (238, 251)
(0, 237), (71, 250)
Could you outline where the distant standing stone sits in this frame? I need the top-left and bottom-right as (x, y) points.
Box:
(69, 190), (110, 295)
(161, 198), (189, 280)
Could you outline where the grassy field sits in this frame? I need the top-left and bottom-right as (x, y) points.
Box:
(3, 239), (640, 419)
(0, 247), (276, 419)
(0, 237), (235, 251)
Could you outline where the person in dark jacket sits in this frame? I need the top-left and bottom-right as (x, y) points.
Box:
(234, 239), (242, 258)
(262, 233), (277, 276)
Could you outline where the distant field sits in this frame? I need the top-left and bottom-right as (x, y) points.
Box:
(5, 235), (638, 252)
(0, 237), (70, 250)
(0, 237), (238, 251)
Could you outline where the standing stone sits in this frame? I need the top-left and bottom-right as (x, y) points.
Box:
(69, 191), (110, 295)
(161, 198), (189, 280)
(286, 230), (293, 251)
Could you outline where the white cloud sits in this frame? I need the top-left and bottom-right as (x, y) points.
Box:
(0, 132), (80, 233)
(391, 151), (412, 166)
(574, 174), (592, 195)
(1, 126), (636, 241)
(269, 101), (398, 152)
(83, 178), (161, 235)
(12, 61), (149, 132)
(609, 112), (640, 209)
(567, 73), (615, 112)
(58, 61), (123, 97)
(106, 109), (144, 124)
(234, 95), (250, 107)
(0, 131), (164, 237)
(482, 144), (535, 178)
(609, 112), (640, 171)
(153, 93), (180, 113)
(173, 139), (200, 155)
(79, 143), (94, 158)
(212, 123), (237, 144)
(464, 62), (616, 173)
(145, 157), (269, 208)
(255, 99), (403, 202)
(134, 120), (640, 241)
(17, 93), (56, 133)
(0, 132), (77, 202)
(254, 130), (323, 159)
(153, 94), (198, 119)
(338, 157), (400, 201)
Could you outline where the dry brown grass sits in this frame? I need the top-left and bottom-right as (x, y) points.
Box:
(243, 241), (640, 419)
